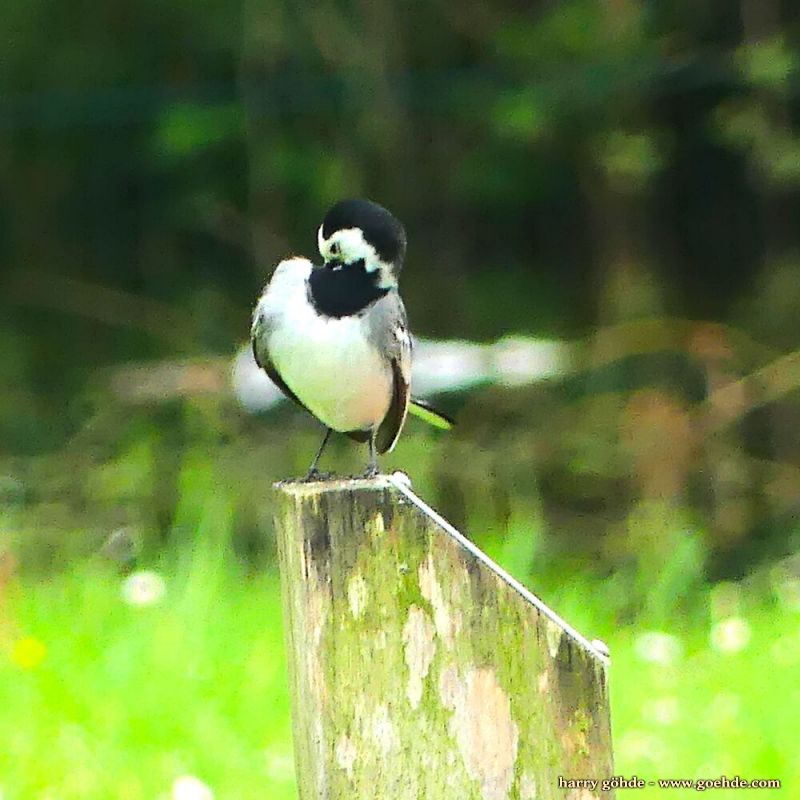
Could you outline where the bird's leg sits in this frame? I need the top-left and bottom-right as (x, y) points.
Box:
(304, 427), (333, 481)
(363, 431), (380, 478)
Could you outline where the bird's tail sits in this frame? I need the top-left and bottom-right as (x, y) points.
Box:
(408, 397), (454, 430)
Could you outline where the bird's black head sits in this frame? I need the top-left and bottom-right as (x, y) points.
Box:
(317, 199), (406, 288)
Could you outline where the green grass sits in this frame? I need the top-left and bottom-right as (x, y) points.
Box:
(1, 463), (797, 799)
(604, 606), (798, 796)
(1, 551), (797, 799)
(0, 564), (295, 800)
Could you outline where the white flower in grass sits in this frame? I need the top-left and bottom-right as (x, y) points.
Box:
(172, 775), (214, 800)
(265, 748), (295, 781)
(707, 692), (741, 727)
(710, 616), (751, 653)
(121, 570), (166, 607)
(617, 729), (667, 763)
(642, 695), (680, 726)
(634, 631), (683, 665)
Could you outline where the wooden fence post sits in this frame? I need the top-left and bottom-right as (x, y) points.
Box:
(273, 475), (613, 800)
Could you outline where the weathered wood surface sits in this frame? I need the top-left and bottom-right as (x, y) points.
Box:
(274, 475), (613, 800)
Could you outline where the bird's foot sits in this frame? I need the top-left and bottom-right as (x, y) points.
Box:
(300, 468), (333, 483)
(362, 465), (380, 479)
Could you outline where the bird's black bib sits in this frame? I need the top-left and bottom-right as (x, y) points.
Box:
(308, 260), (389, 318)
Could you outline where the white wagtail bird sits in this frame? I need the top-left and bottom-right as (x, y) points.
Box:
(251, 198), (452, 479)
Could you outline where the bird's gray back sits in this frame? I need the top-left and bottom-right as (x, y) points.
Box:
(366, 290), (412, 375)
(366, 291), (412, 453)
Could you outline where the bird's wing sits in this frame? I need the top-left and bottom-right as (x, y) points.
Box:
(370, 293), (412, 454)
(250, 263), (317, 418)
(252, 338), (308, 411)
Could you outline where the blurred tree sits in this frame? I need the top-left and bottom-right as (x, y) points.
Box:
(2, 0), (800, 585)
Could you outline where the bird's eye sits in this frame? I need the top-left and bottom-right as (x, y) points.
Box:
(329, 242), (340, 255)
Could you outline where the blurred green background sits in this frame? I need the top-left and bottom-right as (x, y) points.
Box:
(1, 0), (800, 797)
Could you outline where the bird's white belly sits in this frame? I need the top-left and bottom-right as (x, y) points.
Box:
(269, 307), (391, 433)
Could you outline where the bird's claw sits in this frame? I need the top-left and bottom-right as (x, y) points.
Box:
(301, 468), (333, 483)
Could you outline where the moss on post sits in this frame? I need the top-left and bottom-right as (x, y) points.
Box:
(274, 475), (613, 800)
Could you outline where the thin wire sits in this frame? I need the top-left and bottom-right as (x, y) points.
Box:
(387, 473), (611, 666)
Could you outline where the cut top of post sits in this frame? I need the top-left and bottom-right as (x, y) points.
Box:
(277, 473), (609, 666)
